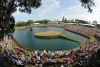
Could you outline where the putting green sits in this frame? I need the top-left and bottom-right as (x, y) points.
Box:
(34, 31), (86, 45)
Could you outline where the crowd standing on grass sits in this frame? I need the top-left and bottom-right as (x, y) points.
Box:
(66, 25), (100, 38)
(0, 25), (100, 67)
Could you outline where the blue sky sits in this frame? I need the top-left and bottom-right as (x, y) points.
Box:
(13, 0), (100, 24)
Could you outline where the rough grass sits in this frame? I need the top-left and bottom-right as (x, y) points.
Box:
(15, 26), (28, 31)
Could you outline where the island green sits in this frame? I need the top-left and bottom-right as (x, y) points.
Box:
(34, 31), (86, 45)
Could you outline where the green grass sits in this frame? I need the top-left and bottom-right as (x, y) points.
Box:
(34, 31), (87, 45)
(15, 26), (28, 31)
(89, 36), (96, 42)
(15, 26), (37, 31)
(57, 58), (64, 62)
(60, 33), (86, 45)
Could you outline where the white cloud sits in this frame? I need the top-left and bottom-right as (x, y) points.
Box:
(13, 0), (100, 24)
(57, 0), (100, 24)
(39, 0), (60, 18)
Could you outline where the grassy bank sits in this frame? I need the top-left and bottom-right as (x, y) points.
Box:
(15, 26), (28, 31)
(15, 26), (37, 31)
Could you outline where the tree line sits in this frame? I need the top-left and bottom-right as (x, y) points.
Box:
(62, 16), (98, 25)
(15, 19), (50, 27)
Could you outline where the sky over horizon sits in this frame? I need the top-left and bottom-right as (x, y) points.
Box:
(13, 0), (100, 24)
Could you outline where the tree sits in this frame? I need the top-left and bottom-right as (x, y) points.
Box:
(96, 24), (100, 29)
(80, 0), (95, 13)
(62, 16), (65, 22)
(26, 20), (34, 25)
(64, 19), (68, 23)
(43, 19), (50, 24)
(93, 21), (97, 25)
(0, 0), (41, 38)
(75, 19), (89, 24)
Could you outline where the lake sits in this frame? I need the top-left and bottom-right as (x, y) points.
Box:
(13, 27), (87, 50)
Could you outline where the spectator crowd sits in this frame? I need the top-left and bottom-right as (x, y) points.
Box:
(0, 25), (100, 67)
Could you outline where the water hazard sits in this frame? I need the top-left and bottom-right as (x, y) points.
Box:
(13, 27), (87, 50)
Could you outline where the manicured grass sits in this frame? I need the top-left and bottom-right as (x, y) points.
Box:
(34, 31), (62, 37)
(34, 31), (87, 45)
(60, 33), (86, 45)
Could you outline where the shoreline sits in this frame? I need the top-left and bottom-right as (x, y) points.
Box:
(15, 25), (90, 39)
(12, 37), (78, 52)
(12, 36), (79, 51)
(12, 37), (34, 51)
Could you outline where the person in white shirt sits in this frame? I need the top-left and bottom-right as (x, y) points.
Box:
(16, 59), (23, 65)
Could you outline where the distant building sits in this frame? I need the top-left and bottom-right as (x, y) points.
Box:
(33, 23), (40, 24)
(80, 24), (96, 28)
(32, 23), (40, 26)
(48, 21), (59, 24)
(60, 22), (65, 24)
(65, 23), (78, 25)
(48, 21), (66, 24)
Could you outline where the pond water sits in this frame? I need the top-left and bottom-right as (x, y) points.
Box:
(13, 27), (87, 50)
